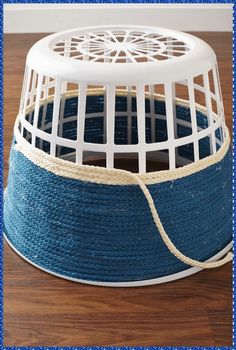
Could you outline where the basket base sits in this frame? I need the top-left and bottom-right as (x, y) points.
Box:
(4, 234), (232, 288)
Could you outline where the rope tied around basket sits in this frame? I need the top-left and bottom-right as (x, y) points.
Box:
(14, 133), (233, 270)
(131, 173), (233, 269)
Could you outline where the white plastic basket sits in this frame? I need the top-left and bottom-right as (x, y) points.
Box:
(16, 25), (226, 173)
(4, 26), (232, 287)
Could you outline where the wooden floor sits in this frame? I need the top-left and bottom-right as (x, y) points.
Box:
(4, 33), (232, 346)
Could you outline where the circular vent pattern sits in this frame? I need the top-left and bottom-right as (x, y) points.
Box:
(52, 29), (190, 63)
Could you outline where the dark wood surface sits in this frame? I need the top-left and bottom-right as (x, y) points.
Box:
(4, 33), (232, 346)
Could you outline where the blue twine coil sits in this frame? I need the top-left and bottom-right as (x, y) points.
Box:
(4, 97), (232, 283)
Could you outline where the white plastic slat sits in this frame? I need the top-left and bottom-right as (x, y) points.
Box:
(106, 85), (116, 168)
(103, 88), (107, 144)
(136, 85), (146, 173)
(188, 78), (199, 162)
(125, 36), (132, 145)
(104, 35), (111, 63)
(58, 82), (68, 138)
(216, 64), (225, 115)
(84, 33), (90, 61)
(76, 82), (87, 164)
(172, 83), (177, 139)
(44, 76), (50, 100)
(212, 66), (225, 142)
(216, 65), (227, 140)
(127, 86), (132, 144)
(149, 85), (155, 143)
(56, 81), (68, 155)
(65, 38), (71, 58)
(50, 79), (62, 156)
(203, 73), (216, 154)
(32, 74), (43, 147)
(164, 30), (178, 140)
(29, 71), (37, 106)
(22, 68), (32, 115)
(213, 66), (225, 130)
(39, 76), (50, 149)
(165, 82), (176, 169)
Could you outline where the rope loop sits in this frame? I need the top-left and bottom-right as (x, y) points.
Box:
(132, 173), (233, 269)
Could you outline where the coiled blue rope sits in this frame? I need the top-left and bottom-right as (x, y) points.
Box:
(4, 97), (232, 283)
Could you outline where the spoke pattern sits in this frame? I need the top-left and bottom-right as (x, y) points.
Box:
(52, 29), (190, 63)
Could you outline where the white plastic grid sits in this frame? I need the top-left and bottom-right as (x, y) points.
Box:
(16, 27), (226, 174)
(52, 29), (190, 63)
(18, 66), (225, 173)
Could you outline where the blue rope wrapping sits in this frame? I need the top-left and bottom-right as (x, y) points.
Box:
(4, 97), (232, 282)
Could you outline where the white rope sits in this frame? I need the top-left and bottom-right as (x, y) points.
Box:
(133, 173), (232, 269)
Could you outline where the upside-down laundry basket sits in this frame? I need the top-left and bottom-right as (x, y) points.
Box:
(4, 25), (232, 287)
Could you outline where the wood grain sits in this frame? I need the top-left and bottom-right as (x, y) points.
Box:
(3, 32), (232, 346)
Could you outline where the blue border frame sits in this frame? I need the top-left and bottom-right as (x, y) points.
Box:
(0, 0), (3, 347)
(1, 0), (235, 3)
(0, 0), (234, 348)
